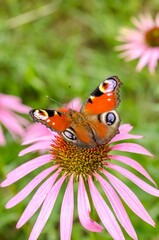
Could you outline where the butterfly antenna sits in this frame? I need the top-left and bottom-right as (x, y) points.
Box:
(46, 96), (62, 107)
(67, 83), (74, 109)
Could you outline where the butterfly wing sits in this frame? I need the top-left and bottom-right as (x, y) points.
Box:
(29, 76), (122, 148)
(80, 76), (122, 115)
(80, 76), (122, 146)
(29, 109), (72, 132)
(29, 108), (97, 148)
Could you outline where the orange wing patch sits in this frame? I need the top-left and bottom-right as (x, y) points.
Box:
(81, 76), (122, 116)
(46, 113), (71, 132)
(83, 93), (116, 115)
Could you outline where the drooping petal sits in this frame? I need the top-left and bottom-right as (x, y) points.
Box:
(103, 169), (155, 226)
(108, 163), (159, 197)
(6, 166), (57, 208)
(22, 135), (53, 145)
(0, 110), (26, 138)
(29, 175), (66, 240)
(95, 172), (137, 240)
(88, 176), (125, 240)
(118, 47), (145, 61)
(0, 94), (30, 113)
(17, 170), (60, 228)
(136, 49), (153, 72)
(1, 154), (52, 187)
(19, 141), (50, 156)
(110, 132), (142, 143)
(22, 123), (52, 142)
(111, 143), (153, 156)
(148, 49), (159, 73)
(78, 175), (103, 232)
(60, 175), (74, 240)
(109, 155), (156, 186)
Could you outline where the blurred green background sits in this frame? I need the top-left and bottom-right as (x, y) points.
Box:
(0, 1), (159, 240)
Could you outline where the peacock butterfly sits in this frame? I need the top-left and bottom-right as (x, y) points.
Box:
(29, 76), (122, 148)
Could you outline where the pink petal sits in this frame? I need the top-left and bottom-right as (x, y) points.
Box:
(108, 163), (159, 197)
(95, 173), (137, 240)
(78, 175), (103, 232)
(88, 176), (125, 240)
(103, 169), (155, 226)
(19, 142), (50, 156)
(0, 124), (6, 145)
(1, 154), (52, 187)
(131, 14), (154, 31)
(6, 166), (57, 208)
(139, 13), (154, 29)
(131, 17), (146, 31)
(22, 135), (53, 145)
(29, 175), (66, 240)
(148, 49), (159, 73)
(155, 13), (159, 26)
(0, 94), (30, 113)
(136, 49), (152, 72)
(117, 28), (143, 41)
(109, 155), (156, 186)
(14, 113), (29, 126)
(22, 123), (55, 145)
(65, 98), (81, 111)
(0, 110), (25, 138)
(110, 132), (142, 143)
(111, 143), (153, 156)
(23, 123), (52, 142)
(118, 47), (145, 61)
(0, 94), (21, 105)
(60, 175), (74, 240)
(17, 170), (60, 228)
(115, 42), (143, 51)
(119, 124), (133, 133)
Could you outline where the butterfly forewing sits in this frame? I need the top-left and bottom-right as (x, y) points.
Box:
(29, 109), (72, 132)
(81, 76), (121, 115)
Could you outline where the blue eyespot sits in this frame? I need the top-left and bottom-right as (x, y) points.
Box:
(62, 128), (76, 141)
(106, 112), (116, 125)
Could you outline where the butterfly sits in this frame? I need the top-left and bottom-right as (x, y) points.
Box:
(29, 76), (122, 148)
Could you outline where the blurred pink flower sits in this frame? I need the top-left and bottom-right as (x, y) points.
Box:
(0, 93), (30, 145)
(1, 98), (159, 240)
(116, 13), (159, 73)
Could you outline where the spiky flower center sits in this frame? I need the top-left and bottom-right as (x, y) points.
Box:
(51, 135), (110, 180)
(145, 27), (159, 47)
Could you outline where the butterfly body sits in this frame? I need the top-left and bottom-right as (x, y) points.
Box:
(30, 76), (122, 148)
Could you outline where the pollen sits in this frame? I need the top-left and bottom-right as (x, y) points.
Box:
(50, 135), (110, 180)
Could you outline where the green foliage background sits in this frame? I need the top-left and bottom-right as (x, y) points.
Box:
(0, 1), (159, 240)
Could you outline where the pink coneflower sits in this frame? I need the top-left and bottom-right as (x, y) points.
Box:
(0, 93), (30, 145)
(1, 100), (159, 240)
(116, 13), (159, 73)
